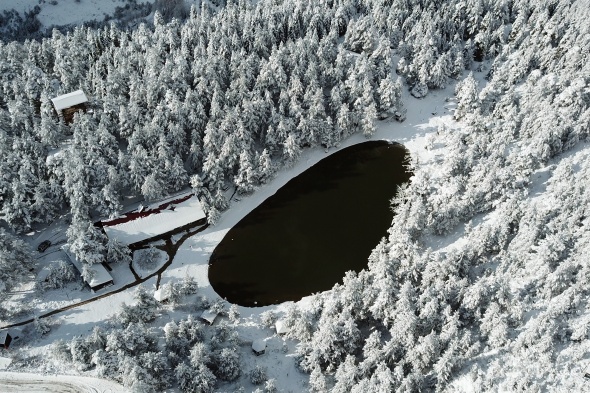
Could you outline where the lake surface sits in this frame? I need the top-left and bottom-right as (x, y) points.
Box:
(209, 141), (411, 306)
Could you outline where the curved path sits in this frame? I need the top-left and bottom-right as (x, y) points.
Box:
(0, 222), (209, 330)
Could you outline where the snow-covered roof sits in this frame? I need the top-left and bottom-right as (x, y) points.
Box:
(101, 193), (206, 246)
(51, 90), (88, 111)
(37, 266), (52, 282)
(46, 146), (66, 165)
(275, 320), (290, 335)
(252, 339), (266, 354)
(61, 245), (113, 290)
(200, 310), (218, 325)
(154, 286), (171, 302)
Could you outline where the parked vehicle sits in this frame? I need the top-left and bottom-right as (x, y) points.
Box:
(37, 240), (51, 252)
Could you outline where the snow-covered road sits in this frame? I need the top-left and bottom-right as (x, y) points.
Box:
(0, 372), (127, 392)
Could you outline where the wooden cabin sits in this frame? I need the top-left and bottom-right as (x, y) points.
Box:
(154, 285), (171, 302)
(275, 320), (290, 335)
(50, 90), (88, 124)
(252, 339), (266, 356)
(200, 310), (219, 325)
(100, 193), (206, 249)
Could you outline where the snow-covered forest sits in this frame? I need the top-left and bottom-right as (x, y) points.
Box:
(1, 0), (590, 391)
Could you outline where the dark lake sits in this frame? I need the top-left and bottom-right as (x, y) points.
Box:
(209, 141), (411, 307)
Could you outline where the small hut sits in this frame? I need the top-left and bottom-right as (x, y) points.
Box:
(275, 320), (290, 335)
(252, 339), (266, 356)
(154, 286), (171, 302)
(0, 331), (12, 349)
(200, 310), (218, 325)
(51, 90), (88, 124)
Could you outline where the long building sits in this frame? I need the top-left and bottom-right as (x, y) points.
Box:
(100, 193), (206, 248)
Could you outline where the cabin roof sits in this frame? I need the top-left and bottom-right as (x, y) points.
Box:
(252, 339), (266, 353)
(200, 310), (218, 325)
(154, 286), (171, 302)
(0, 356), (12, 369)
(275, 320), (290, 335)
(51, 90), (88, 111)
(36, 265), (52, 282)
(61, 245), (113, 289)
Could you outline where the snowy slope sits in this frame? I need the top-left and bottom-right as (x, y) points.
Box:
(3, 0), (149, 27)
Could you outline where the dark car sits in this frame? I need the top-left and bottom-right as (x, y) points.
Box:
(37, 240), (51, 252)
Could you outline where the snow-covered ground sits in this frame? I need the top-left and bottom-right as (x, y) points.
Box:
(0, 357), (12, 370)
(0, 371), (126, 392)
(1, 217), (137, 326)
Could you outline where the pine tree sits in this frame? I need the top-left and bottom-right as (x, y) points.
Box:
(361, 103), (377, 138)
(309, 366), (329, 392)
(92, 349), (120, 379)
(234, 150), (258, 194)
(333, 355), (359, 393)
(283, 134), (301, 166)
(454, 72), (479, 120)
(212, 347), (241, 381)
(176, 361), (216, 393)
(257, 149), (274, 184)
(139, 351), (171, 391)
(377, 75), (402, 113)
(0, 228), (34, 298)
(66, 218), (107, 267)
(142, 173), (167, 202)
(70, 336), (93, 371)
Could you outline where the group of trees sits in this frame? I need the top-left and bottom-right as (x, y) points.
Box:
(0, 0), (515, 290)
(0, 0), (416, 273)
(53, 284), (248, 393)
(0, 228), (35, 318)
(287, 0), (590, 391)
